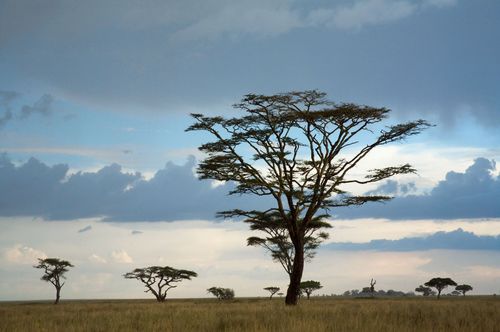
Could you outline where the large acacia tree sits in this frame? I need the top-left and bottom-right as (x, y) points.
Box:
(34, 257), (74, 304)
(187, 90), (430, 305)
(124, 266), (197, 302)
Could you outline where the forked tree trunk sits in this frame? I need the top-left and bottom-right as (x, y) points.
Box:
(285, 241), (304, 305)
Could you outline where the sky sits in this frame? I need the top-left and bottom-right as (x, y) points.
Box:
(1, 0), (500, 300)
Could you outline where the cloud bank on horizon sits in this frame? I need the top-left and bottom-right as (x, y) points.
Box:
(326, 228), (500, 251)
(0, 154), (498, 221)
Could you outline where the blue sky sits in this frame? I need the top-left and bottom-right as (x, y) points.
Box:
(1, 0), (500, 300)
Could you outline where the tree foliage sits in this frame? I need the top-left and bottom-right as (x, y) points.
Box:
(34, 257), (74, 304)
(455, 284), (473, 296)
(263, 286), (280, 299)
(246, 212), (330, 277)
(415, 285), (435, 297)
(187, 90), (430, 305)
(207, 287), (235, 300)
(300, 280), (322, 299)
(123, 266), (197, 302)
(424, 277), (457, 299)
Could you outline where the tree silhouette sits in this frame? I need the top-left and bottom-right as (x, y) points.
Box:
(415, 285), (434, 296)
(300, 280), (322, 299)
(187, 90), (430, 305)
(263, 286), (280, 299)
(369, 278), (376, 297)
(424, 277), (457, 299)
(246, 212), (330, 279)
(455, 284), (473, 296)
(34, 258), (74, 304)
(123, 266), (197, 302)
(207, 287), (235, 300)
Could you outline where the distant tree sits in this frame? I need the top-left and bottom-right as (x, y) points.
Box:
(455, 284), (473, 296)
(207, 287), (235, 300)
(415, 285), (433, 296)
(123, 266), (197, 302)
(277, 292), (284, 297)
(450, 290), (461, 296)
(264, 286), (280, 299)
(34, 258), (74, 304)
(369, 278), (376, 297)
(424, 278), (457, 299)
(188, 91), (430, 305)
(300, 280), (322, 299)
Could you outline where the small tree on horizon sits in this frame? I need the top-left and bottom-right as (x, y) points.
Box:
(415, 285), (434, 296)
(187, 90), (430, 305)
(264, 286), (280, 299)
(123, 266), (197, 302)
(300, 280), (322, 299)
(34, 257), (74, 304)
(207, 287), (235, 300)
(424, 277), (457, 299)
(455, 284), (473, 296)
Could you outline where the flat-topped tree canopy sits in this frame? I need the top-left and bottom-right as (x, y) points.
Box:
(187, 90), (431, 305)
(124, 266), (197, 302)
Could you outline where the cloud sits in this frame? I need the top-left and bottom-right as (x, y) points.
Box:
(0, 154), (269, 221)
(0, 91), (17, 128)
(326, 228), (500, 251)
(307, 0), (457, 30)
(0, 92), (57, 128)
(19, 94), (54, 119)
(3, 244), (47, 264)
(111, 250), (133, 263)
(88, 253), (107, 264)
(330, 0), (418, 30)
(131, 230), (143, 235)
(338, 158), (500, 219)
(0, 155), (499, 221)
(78, 225), (92, 233)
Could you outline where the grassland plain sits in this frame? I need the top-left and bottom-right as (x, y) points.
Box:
(1, 296), (499, 332)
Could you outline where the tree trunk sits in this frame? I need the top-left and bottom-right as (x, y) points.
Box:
(437, 290), (441, 299)
(285, 241), (304, 305)
(54, 287), (61, 305)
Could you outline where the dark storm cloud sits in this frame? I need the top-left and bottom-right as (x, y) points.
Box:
(325, 228), (500, 251)
(0, 155), (499, 221)
(1, 1), (498, 126)
(0, 154), (269, 221)
(337, 158), (500, 219)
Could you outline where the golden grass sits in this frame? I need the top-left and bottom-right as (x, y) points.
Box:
(1, 297), (499, 332)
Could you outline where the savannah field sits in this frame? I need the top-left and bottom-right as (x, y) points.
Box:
(1, 296), (499, 332)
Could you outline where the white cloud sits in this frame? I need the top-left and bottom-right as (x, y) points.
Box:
(88, 254), (107, 264)
(307, 0), (458, 31)
(332, 0), (417, 30)
(111, 250), (133, 264)
(4, 244), (47, 264)
(172, 1), (302, 41)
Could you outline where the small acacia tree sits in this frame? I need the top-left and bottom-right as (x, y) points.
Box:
(207, 287), (235, 300)
(424, 277), (457, 299)
(187, 90), (430, 305)
(264, 286), (280, 299)
(124, 266), (197, 302)
(415, 285), (434, 296)
(34, 258), (74, 304)
(300, 280), (322, 299)
(455, 284), (473, 296)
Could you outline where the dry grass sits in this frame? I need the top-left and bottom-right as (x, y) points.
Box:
(1, 296), (499, 332)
